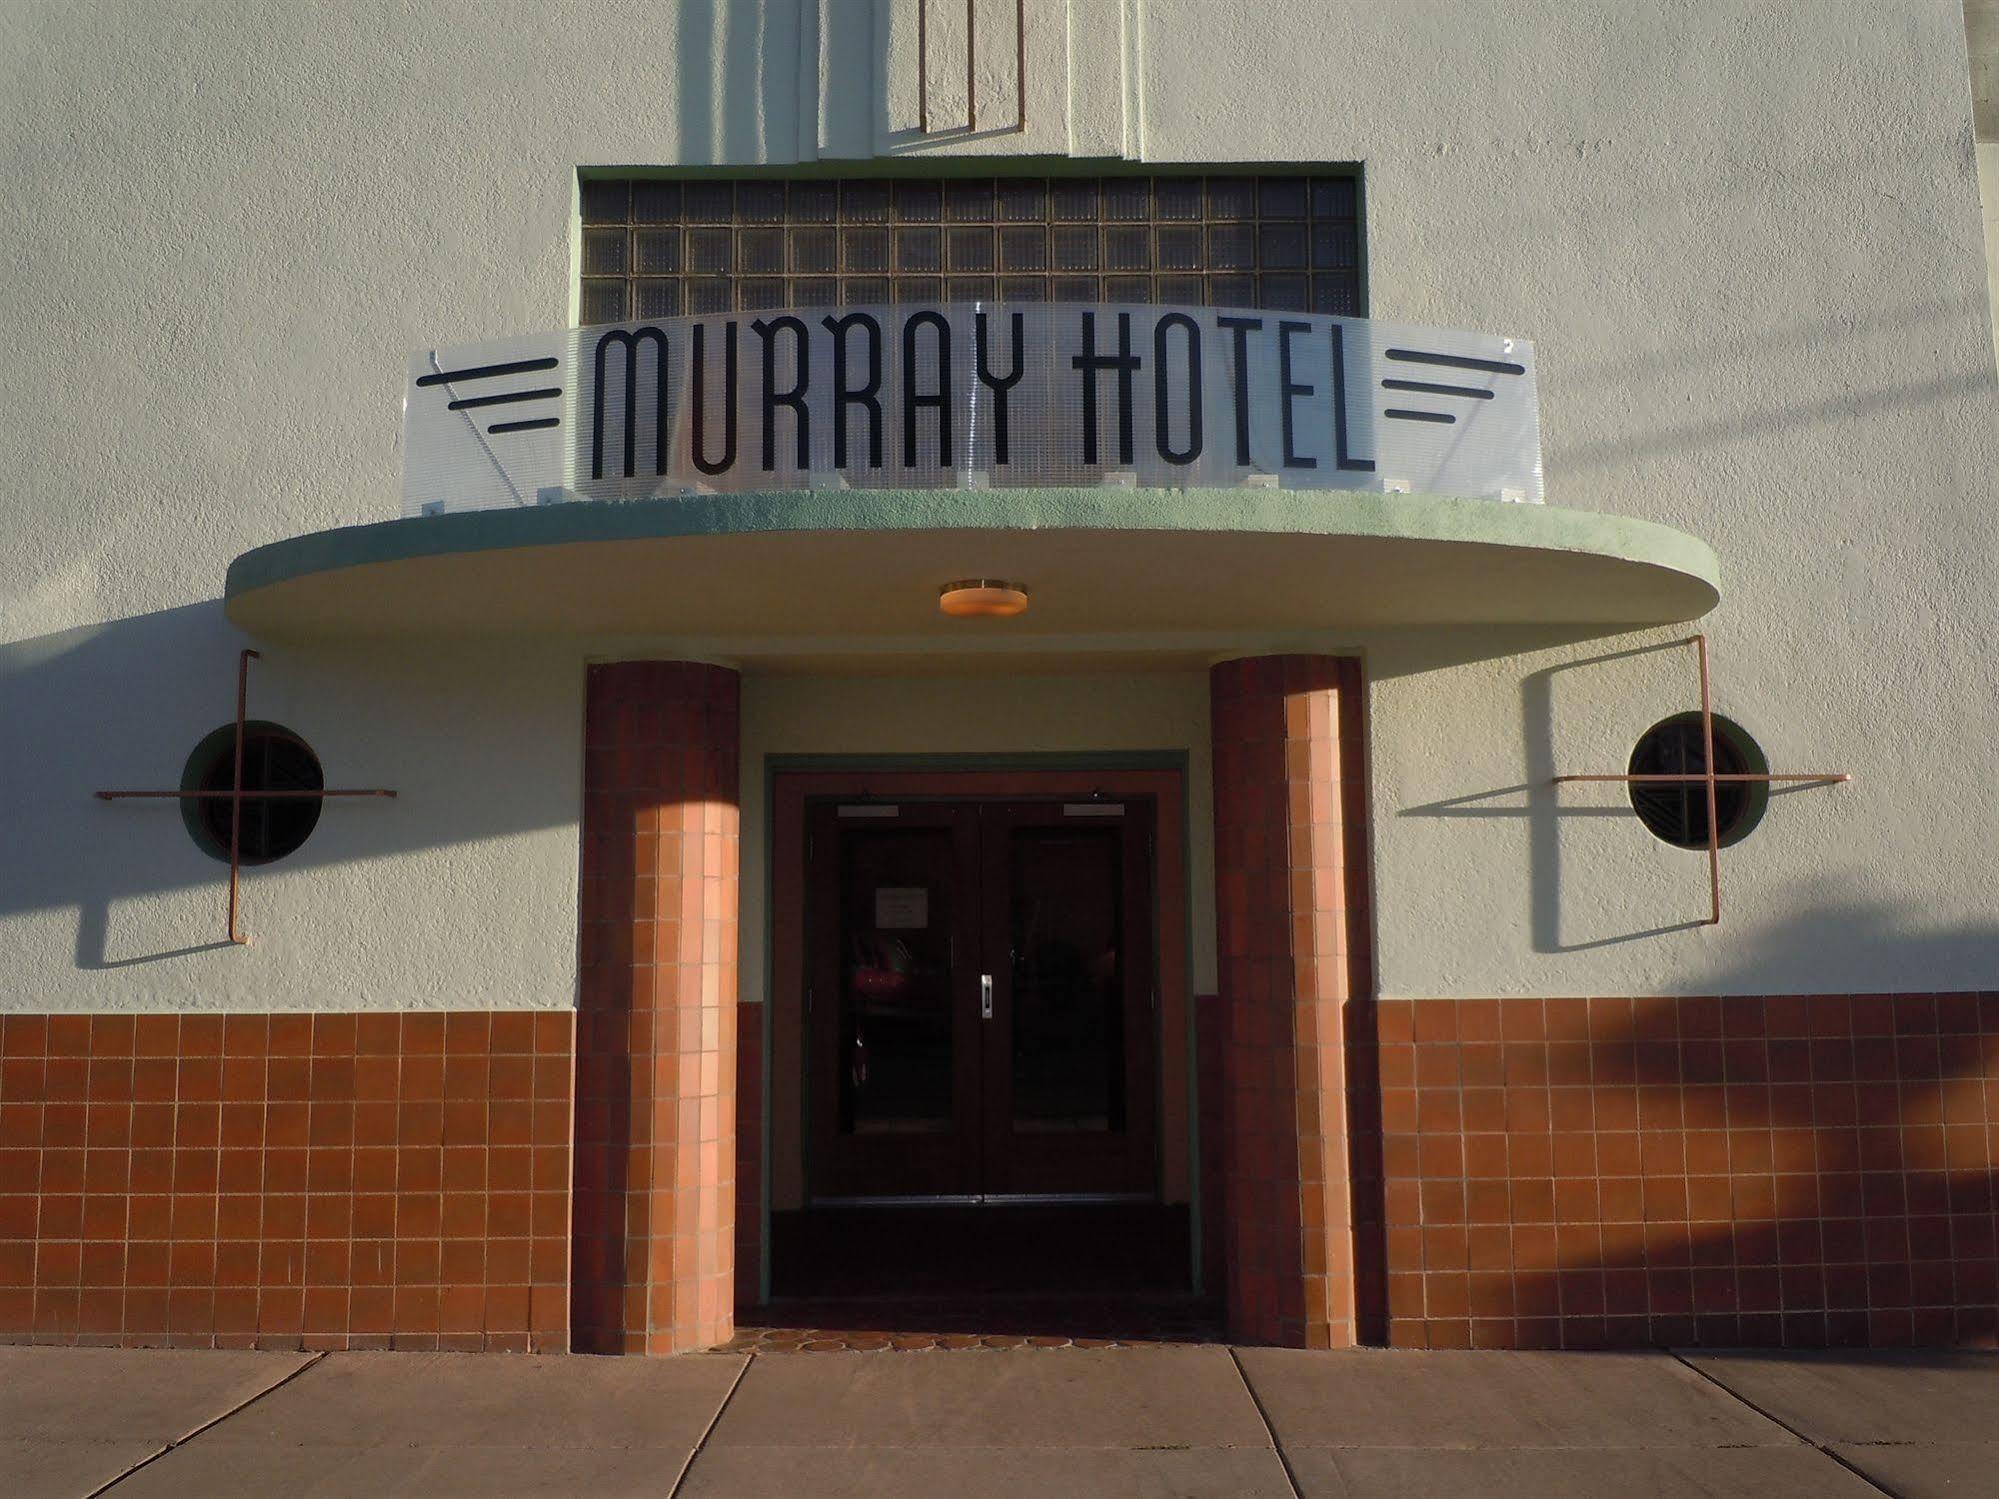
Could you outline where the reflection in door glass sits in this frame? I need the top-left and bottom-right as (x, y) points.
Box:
(1008, 828), (1124, 1133)
(838, 828), (953, 1134)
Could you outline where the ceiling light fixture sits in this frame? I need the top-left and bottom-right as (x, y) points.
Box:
(937, 578), (1030, 618)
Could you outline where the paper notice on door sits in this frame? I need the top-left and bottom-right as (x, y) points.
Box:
(874, 887), (928, 929)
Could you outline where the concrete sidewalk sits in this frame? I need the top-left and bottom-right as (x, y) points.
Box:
(1, 1343), (1992, 1498)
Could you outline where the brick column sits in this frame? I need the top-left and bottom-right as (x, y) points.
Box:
(1210, 655), (1377, 1347)
(572, 662), (739, 1354)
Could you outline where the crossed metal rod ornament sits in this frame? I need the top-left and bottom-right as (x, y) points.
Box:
(1551, 634), (1850, 926)
(95, 649), (397, 945)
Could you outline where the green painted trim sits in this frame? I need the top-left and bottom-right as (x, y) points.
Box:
(579, 161), (1364, 182)
(1352, 161), (1371, 322)
(764, 750), (1189, 776)
(225, 489), (1721, 612)
(758, 746), (775, 1306)
(1175, 761), (1200, 1294)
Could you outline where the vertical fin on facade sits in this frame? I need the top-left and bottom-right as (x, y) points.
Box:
(1964, 2), (1999, 366)
(800, 0), (1140, 162)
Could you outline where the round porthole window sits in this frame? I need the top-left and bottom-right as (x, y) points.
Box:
(179, 721), (324, 865)
(1627, 713), (1768, 849)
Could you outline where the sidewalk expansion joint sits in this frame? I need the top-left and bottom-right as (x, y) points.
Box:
(1668, 1349), (1901, 1499)
(89, 1349), (330, 1498)
(1226, 1346), (1304, 1499)
(666, 1351), (754, 1498)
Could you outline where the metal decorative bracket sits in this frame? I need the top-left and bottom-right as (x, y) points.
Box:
(95, 649), (397, 945)
(1551, 634), (1851, 926)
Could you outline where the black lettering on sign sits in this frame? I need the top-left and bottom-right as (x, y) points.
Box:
(901, 311), (953, 468)
(1152, 312), (1202, 465)
(822, 312), (884, 469)
(591, 325), (670, 480)
(750, 316), (811, 471)
(1072, 311), (1139, 466)
(975, 311), (1025, 465)
(1330, 323), (1376, 472)
(1215, 315), (1263, 466)
(691, 320), (738, 476)
(1277, 320), (1317, 469)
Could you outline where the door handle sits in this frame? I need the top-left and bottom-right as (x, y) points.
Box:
(980, 973), (993, 1020)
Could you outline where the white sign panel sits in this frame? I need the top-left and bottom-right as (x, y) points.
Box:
(401, 303), (1540, 517)
(873, 887), (929, 930)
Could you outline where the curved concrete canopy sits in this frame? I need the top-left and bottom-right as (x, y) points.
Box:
(224, 489), (1719, 644)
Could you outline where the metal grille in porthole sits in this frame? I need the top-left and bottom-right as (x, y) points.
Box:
(1626, 714), (1768, 850)
(577, 174), (1362, 323)
(180, 722), (326, 865)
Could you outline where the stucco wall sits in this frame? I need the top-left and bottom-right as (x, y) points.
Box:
(4, 0), (1998, 1010)
(0, 618), (585, 1011)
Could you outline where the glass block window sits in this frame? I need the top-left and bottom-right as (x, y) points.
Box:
(578, 173), (1362, 324)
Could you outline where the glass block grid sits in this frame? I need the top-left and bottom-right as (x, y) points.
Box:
(578, 174), (1362, 324)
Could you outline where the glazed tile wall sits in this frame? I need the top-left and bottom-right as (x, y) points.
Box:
(572, 661), (740, 1354)
(1377, 994), (1999, 1350)
(0, 1011), (571, 1351)
(1210, 655), (1379, 1348)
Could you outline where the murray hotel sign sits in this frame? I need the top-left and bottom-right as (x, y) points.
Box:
(402, 302), (1543, 516)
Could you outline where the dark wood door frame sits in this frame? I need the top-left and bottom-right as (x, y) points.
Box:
(802, 794), (1159, 1202)
(767, 762), (1192, 1220)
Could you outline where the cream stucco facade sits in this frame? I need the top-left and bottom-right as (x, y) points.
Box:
(5, 0), (1998, 1015)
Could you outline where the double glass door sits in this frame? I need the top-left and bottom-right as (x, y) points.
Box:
(807, 798), (1157, 1201)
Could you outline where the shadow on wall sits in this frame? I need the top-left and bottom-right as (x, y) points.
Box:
(672, 0), (793, 165)
(666, 0), (1034, 165)
(2, 7), (832, 978)
(0, 601), (582, 972)
(1396, 636), (1868, 959)
(0, 603), (1618, 980)
(1378, 904), (1999, 1352)
(1548, 290), (1994, 473)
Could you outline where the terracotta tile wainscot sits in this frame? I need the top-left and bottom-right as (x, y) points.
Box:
(0, 1011), (571, 1351)
(2, 990), (1994, 1353)
(1375, 994), (1999, 1350)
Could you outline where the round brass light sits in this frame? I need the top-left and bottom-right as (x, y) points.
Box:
(937, 579), (1030, 618)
